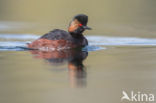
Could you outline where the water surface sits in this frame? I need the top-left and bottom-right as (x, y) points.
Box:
(0, 0), (156, 102)
(0, 34), (156, 103)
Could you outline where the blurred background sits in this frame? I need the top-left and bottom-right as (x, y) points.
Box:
(0, 0), (156, 37)
(0, 1), (156, 103)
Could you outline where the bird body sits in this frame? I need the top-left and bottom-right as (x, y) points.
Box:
(27, 14), (91, 51)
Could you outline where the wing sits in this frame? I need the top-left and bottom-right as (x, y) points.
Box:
(40, 29), (72, 41)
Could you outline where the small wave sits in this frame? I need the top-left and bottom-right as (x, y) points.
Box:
(0, 41), (30, 51)
(83, 46), (106, 51)
(0, 34), (39, 40)
(1, 34), (156, 46)
(0, 34), (37, 51)
(1, 34), (156, 51)
(87, 36), (156, 46)
(0, 46), (30, 51)
(0, 41), (28, 47)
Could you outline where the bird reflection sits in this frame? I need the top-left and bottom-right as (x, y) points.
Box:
(29, 49), (88, 88)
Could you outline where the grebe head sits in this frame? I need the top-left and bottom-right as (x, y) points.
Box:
(68, 14), (91, 35)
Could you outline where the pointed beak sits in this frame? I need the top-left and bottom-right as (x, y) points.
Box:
(82, 26), (92, 30)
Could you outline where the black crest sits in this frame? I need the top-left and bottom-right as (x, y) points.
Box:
(73, 14), (88, 26)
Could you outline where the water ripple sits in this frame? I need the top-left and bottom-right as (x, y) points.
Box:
(0, 34), (39, 40)
(0, 34), (156, 51)
(87, 36), (156, 46)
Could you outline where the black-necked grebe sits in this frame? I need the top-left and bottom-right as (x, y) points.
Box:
(27, 14), (91, 50)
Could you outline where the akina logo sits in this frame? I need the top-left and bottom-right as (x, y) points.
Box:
(121, 91), (155, 102)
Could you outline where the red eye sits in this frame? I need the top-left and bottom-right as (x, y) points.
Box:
(79, 24), (83, 27)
